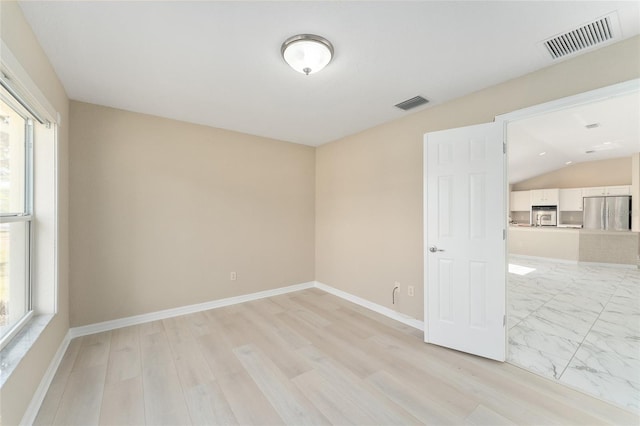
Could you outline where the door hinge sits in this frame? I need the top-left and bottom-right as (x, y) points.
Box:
(503, 315), (506, 327)
(503, 229), (506, 240)
(503, 141), (506, 154)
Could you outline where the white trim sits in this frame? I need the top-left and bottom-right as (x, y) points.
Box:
(0, 311), (34, 352)
(314, 281), (424, 331)
(495, 78), (640, 124)
(19, 331), (71, 426)
(0, 40), (58, 124)
(68, 282), (315, 338)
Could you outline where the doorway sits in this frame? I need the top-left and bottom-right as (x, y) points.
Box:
(423, 78), (639, 411)
(501, 80), (640, 411)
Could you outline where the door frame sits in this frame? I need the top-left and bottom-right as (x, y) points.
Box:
(496, 78), (639, 358)
(423, 78), (639, 359)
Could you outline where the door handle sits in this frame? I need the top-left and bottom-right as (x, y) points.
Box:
(429, 246), (444, 253)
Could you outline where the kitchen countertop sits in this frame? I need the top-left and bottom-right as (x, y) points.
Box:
(509, 225), (639, 235)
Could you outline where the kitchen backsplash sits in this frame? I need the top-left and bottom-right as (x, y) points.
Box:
(511, 211), (530, 224)
(559, 211), (583, 225)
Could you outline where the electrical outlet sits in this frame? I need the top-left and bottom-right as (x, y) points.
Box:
(408, 285), (414, 297)
(230, 272), (237, 281)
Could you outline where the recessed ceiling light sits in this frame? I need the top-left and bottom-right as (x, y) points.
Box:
(603, 141), (612, 145)
(585, 123), (600, 129)
(565, 161), (573, 165)
(585, 150), (595, 154)
(538, 152), (546, 156)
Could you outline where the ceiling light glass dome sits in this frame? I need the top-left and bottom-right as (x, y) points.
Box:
(281, 34), (334, 75)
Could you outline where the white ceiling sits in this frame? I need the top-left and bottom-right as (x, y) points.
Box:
(17, 1), (640, 147)
(508, 92), (640, 184)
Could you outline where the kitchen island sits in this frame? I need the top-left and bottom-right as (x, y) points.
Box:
(509, 226), (640, 266)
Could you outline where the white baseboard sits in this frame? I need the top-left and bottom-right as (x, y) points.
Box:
(69, 281), (315, 339)
(20, 331), (71, 426)
(510, 254), (637, 269)
(314, 281), (424, 331)
(26, 279), (422, 425)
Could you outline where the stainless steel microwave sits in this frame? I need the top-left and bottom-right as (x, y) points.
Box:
(532, 206), (557, 226)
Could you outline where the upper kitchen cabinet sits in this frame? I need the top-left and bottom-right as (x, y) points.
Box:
(583, 185), (631, 196)
(559, 188), (583, 211)
(530, 188), (559, 206)
(510, 190), (531, 211)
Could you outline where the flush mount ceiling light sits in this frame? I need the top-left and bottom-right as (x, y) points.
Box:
(281, 34), (334, 75)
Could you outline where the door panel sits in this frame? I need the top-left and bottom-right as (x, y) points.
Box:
(438, 258), (454, 322)
(469, 261), (487, 328)
(424, 122), (506, 362)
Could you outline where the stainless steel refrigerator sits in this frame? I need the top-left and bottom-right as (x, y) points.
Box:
(583, 196), (631, 231)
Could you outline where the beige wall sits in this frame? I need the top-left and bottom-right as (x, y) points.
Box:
(512, 156), (633, 190)
(69, 102), (315, 326)
(0, 2), (70, 425)
(509, 228), (580, 261)
(316, 35), (640, 321)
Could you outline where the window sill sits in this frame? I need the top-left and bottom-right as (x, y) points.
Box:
(0, 314), (54, 388)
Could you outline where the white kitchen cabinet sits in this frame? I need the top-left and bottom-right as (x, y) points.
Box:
(559, 188), (583, 211)
(583, 185), (631, 196)
(510, 190), (531, 211)
(605, 185), (631, 196)
(583, 187), (606, 196)
(530, 188), (559, 206)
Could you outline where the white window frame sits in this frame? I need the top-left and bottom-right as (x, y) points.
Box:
(0, 88), (36, 350)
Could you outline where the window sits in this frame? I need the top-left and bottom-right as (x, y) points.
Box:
(0, 93), (34, 349)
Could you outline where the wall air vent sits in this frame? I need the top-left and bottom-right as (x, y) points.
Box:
(543, 14), (618, 60)
(395, 96), (429, 111)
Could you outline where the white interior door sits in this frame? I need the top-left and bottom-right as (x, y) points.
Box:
(423, 122), (506, 361)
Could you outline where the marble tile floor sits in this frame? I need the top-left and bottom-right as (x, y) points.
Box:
(507, 256), (640, 412)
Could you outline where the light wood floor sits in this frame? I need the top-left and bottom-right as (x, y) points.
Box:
(35, 288), (638, 425)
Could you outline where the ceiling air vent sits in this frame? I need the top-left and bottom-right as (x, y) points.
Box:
(543, 14), (618, 60)
(395, 96), (429, 111)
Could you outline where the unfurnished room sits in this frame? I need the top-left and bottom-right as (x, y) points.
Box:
(1, 1), (639, 425)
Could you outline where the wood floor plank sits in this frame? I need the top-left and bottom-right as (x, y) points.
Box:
(72, 331), (112, 371)
(464, 403), (517, 426)
(51, 363), (107, 426)
(291, 369), (381, 425)
(366, 369), (467, 425)
(232, 343), (329, 425)
(277, 309), (382, 379)
(139, 323), (192, 426)
(35, 288), (639, 426)
(235, 308), (313, 379)
(99, 376), (145, 426)
(105, 325), (141, 385)
(163, 316), (216, 387)
(366, 332), (557, 423)
(217, 369), (285, 425)
(183, 311), (216, 338)
(196, 314), (248, 379)
(33, 338), (83, 426)
(182, 380), (238, 426)
(294, 344), (422, 425)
